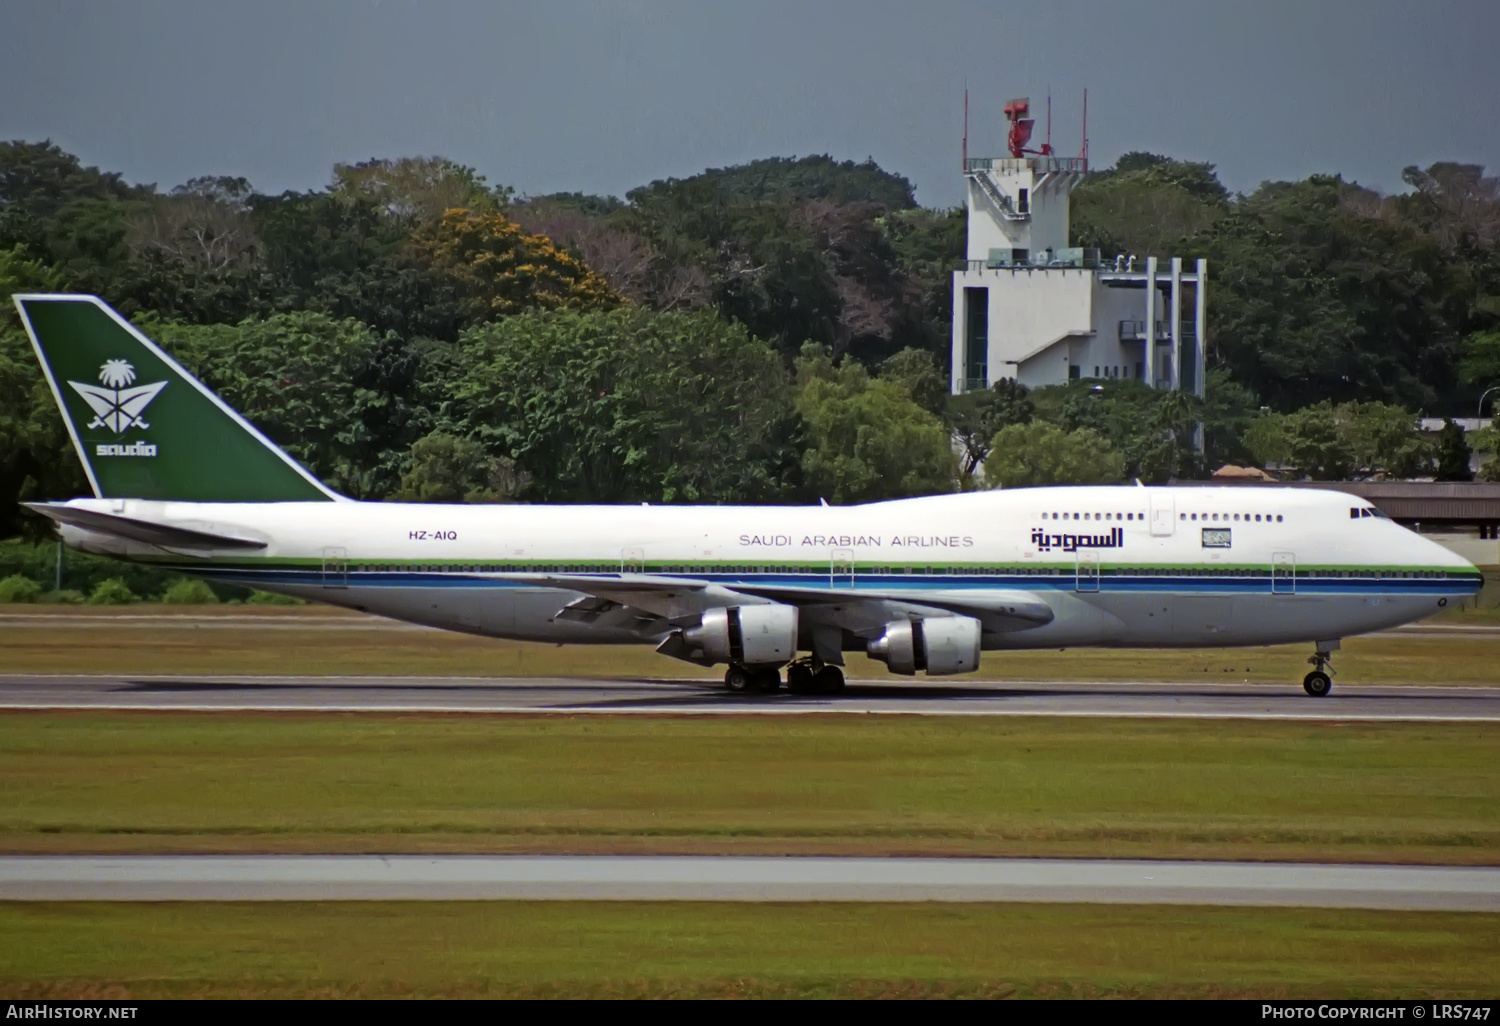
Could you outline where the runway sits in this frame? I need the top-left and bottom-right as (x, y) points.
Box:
(3, 673), (1500, 720)
(2, 855), (1495, 909)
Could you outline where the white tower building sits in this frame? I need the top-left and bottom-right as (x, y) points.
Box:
(950, 107), (1206, 398)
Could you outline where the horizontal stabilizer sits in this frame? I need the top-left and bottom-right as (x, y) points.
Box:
(23, 502), (269, 551)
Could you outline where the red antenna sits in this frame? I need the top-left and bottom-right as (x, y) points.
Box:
(1004, 97), (1035, 158)
(1005, 96), (1056, 158)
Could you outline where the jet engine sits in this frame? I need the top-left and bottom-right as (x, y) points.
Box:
(866, 616), (982, 676)
(682, 604), (799, 667)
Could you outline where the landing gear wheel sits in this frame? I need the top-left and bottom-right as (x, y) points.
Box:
(786, 664), (815, 694)
(1304, 642), (1338, 697)
(753, 669), (782, 693)
(724, 665), (752, 692)
(1303, 671), (1332, 698)
(813, 665), (845, 694)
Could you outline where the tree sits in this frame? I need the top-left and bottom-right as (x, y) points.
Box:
(1460, 328), (1500, 386)
(946, 379), (1035, 485)
(510, 199), (655, 304)
(1070, 153), (1229, 257)
(0, 326), (88, 540)
(1200, 176), (1458, 411)
(0, 251), (83, 538)
(128, 176), (261, 271)
(1470, 424), (1500, 481)
(443, 308), (798, 504)
(151, 312), (424, 498)
(409, 209), (622, 324)
(795, 348), (956, 503)
(878, 348), (947, 415)
(0, 140), (143, 257)
(1337, 401), (1434, 478)
(1244, 401), (1432, 479)
(1436, 418), (1475, 482)
(1032, 379), (1202, 482)
(631, 155), (917, 211)
(392, 431), (530, 502)
(331, 157), (510, 224)
(984, 421), (1126, 488)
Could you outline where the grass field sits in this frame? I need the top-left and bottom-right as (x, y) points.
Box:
(2, 901), (1495, 999)
(2, 713), (1496, 863)
(4, 604), (1500, 683)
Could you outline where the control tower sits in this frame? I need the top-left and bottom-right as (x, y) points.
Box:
(950, 97), (1206, 397)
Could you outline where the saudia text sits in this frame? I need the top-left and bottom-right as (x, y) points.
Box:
(94, 443), (156, 457)
(1030, 527), (1125, 553)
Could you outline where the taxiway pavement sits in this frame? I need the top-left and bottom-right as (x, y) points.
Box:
(1, 855), (1494, 909)
(2, 673), (1499, 720)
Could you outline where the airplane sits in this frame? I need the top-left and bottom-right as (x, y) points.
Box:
(13, 294), (1483, 698)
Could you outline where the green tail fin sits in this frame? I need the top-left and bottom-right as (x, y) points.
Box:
(14, 294), (339, 502)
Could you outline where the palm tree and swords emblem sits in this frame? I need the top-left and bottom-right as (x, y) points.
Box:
(67, 359), (168, 435)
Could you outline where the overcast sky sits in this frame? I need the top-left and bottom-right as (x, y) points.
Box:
(3, 1), (1496, 207)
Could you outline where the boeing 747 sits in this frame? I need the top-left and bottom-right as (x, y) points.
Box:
(13, 294), (1481, 696)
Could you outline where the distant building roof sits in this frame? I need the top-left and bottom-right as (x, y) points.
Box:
(1212, 464), (1277, 481)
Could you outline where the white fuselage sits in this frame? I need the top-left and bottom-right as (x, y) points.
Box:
(54, 484), (1480, 658)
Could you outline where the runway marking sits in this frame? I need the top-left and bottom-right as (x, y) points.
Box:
(1, 855), (1494, 909)
(2, 676), (1496, 721)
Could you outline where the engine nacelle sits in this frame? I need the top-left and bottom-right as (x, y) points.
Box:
(682, 604), (799, 667)
(867, 616), (982, 676)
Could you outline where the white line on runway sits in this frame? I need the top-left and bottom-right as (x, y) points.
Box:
(2, 856), (1494, 909)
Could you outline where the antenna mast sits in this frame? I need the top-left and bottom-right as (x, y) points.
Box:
(1079, 89), (1089, 170)
(962, 87), (968, 170)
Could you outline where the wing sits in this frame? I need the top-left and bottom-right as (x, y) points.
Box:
(66, 381), (117, 420)
(497, 572), (1054, 636)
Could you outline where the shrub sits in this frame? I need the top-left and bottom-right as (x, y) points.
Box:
(247, 590), (305, 606)
(87, 578), (138, 605)
(0, 574), (42, 603)
(37, 589), (85, 605)
(161, 578), (219, 604)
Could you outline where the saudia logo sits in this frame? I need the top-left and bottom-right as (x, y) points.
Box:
(67, 360), (165, 458)
(1030, 526), (1124, 553)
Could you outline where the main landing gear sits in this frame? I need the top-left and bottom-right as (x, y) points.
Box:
(785, 661), (844, 695)
(724, 665), (782, 693)
(723, 661), (845, 695)
(1303, 640), (1339, 698)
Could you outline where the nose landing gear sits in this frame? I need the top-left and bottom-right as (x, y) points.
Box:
(1303, 640), (1339, 697)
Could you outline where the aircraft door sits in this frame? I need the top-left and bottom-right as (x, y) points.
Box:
(1150, 495), (1175, 537)
(321, 546), (348, 589)
(1075, 551), (1100, 593)
(1272, 552), (1296, 595)
(831, 548), (854, 589)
